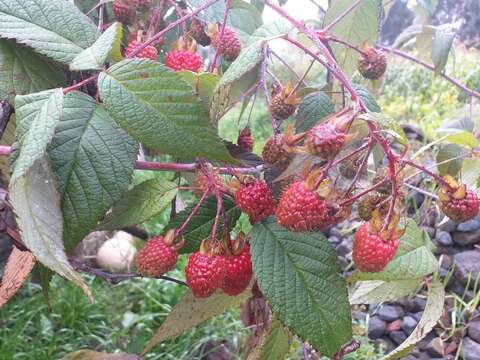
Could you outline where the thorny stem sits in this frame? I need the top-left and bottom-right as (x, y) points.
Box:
(127, 0), (222, 58)
(270, 50), (307, 85)
(63, 74), (98, 95)
(209, 0), (232, 72)
(401, 158), (453, 190)
(339, 176), (389, 206)
(70, 259), (187, 286)
(378, 45), (480, 99)
(346, 142), (374, 195)
(0, 145), (10, 156)
(325, 35), (367, 56)
(403, 183), (439, 200)
(97, 4), (104, 32)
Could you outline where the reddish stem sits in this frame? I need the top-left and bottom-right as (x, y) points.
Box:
(175, 187), (211, 238)
(0, 145), (11, 156)
(260, 46), (280, 134)
(63, 74), (98, 95)
(209, 0), (232, 72)
(401, 158), (453, 190)
(339, 176), (389, 206)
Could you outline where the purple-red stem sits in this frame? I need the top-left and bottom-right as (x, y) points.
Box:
(260, 45), (280, 134)
(401, 158), (453, 190)
(340, 176), (390, 206)
(63, 74), (98, 94)
(209, 0), (232, 72)
(175, 187), (211, 238)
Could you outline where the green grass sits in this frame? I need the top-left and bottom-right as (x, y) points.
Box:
(0, 271), (248, 359)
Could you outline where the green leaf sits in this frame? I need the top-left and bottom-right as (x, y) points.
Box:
(295, 92), (335, 132)
(381, 280), (445, 360)
(0, 40), (65, 103)
(461, 158), (480, 190)
(431, 24), (456, 75)
(9, 157), (93, 302)
(210, 19), (292, 124)
(70, 22), (123, 71)
(445, 131), (479, 148)
(436, 144), (467, 177)
(247, 318), (291, 360)
(362, 112), (408, 147)
(12, 89), (64, 183)
(98, 179), (178, 231)
(166, 196), (241, 254)
(250, 219), (352, 357)
(324, 0), (382, 76)
(142, 289), (250, 355)
(350, 278), (423, 305)
(62, 350), (140, 360)
(178, 71), (220, 112)
(351, 220), (438, 282)
(98, 59), (233, 162)
(353, 83), (381, 112)
(0, 0), (99, 64)
(47, 92), (138, 250)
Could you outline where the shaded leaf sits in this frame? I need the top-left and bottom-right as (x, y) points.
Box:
(12, 89), (63, 183)
(432, 24), (456, 75)
(0, 246), (36, 308)
(166, 196), (241, 254)
(9, 157), (92, 302)
(381, 280), (445, 359)
(445, 131), (479, 148)
(47, 92), (138, 250)
(178, 71), (220, 112)
(353, 83), (381, 112)
(142, 289), (249, 355)
(0, 114), (15, 181)
(98, 179), (178, 230)
(461, 158), (480, 190)
(98, 59), (233, 162)
(361, 112), (408, 147)
(350, 278), (422, 305)
(0, 0), (99, 64)
(351, 220), (438, 282)
(324, 0), (382, 76)
(295, 92), (334, 132)
(247, 318), (291, 360)
(0, 40), (65, 103)
(436, 144), (467, 177)
(70, 22), (123, 71)
(250, 218), (352, 357)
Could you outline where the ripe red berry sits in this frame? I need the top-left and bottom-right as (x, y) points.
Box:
(165, 50), (203, 72)
(305, 122), (347, 159)
(439, 179), (479, 222)
(186, 252), (227, 298)
(237, 127), (254, 152)
(235, 179), (276, 224)
(352, 222), (400, 272)
(124, 40), (158, 60)
(358, 47), (387, 80)
(276, 181), (333, 232)
(135, 236), (178, 277)
(222, 244), (253, 296)
(113, 0), (135, 23)
(211, 27), (242, 62)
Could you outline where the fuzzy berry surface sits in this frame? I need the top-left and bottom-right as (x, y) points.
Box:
(237, 127), (254, 152)
(270, 93), (296, 120)
(235, 180), (276, 224)
(352, 222), (400, 272)
(135, 236), (178, 277)
(221, 245), (253, 296)
(440, 190), (480, 223)
(305, 123), (346, 159)
(358, 47), (387, 80)
(113, 0), (135, 23)
(212, 27), (242, 61)
(132, 0), (151, 9)
(276, 181), (332, 232)
(165, 50), (203, 72)
(124, 40), (158, 60)
(186, 252), (226, 298)
(262, 135), (291, 167)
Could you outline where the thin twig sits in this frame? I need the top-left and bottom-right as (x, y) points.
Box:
(209, 0), (232, 72)
(321, 0), (364, 33)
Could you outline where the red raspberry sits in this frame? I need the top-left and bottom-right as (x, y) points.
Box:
(135, 236), (178, 277)
(222, 244), (253, 296)
(211, 27), (242, 62)
(358, 47), (387, 80)
(124, 40), (158, 60)
(305, 122), (347, 159)
(235, 179), (276, 224)
(113, 0), (135, 23)
(165, 50), (203, 72)
(237, 127), (254, 152)
(186, 252), (227, 298)
(276, 181), (333, 232)
(353, 222), (400, 272)
(439, 187), (479, 223)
